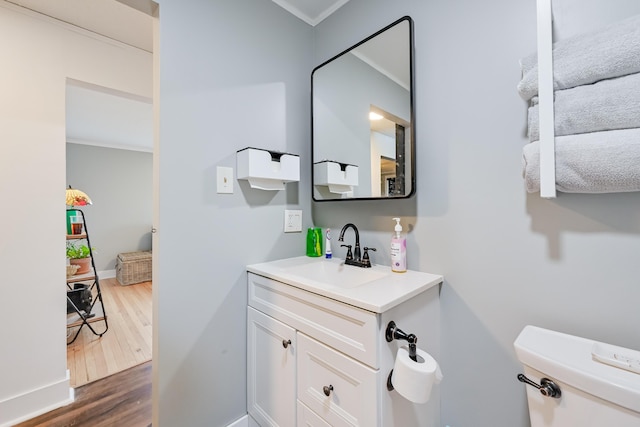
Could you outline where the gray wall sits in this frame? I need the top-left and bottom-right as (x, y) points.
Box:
(155, 0), (312, 425)
(67, 143), (152, 271)
(312, 1), (640, 427)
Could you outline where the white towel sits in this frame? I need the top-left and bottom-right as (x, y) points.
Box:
(522, 128), (640, 193)
(518, 14), (640, 101)
(528, 72), (640, 141)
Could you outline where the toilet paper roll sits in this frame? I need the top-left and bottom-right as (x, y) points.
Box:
(392, 346), (443, 404)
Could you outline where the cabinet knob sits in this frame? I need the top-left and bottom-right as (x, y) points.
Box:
(282, 339), (292, 349)
(323, 385), (334, 396)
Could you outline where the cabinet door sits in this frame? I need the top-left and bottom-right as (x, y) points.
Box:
(248, 307), (296, 427)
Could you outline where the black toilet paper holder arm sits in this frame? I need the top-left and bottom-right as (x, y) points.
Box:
(385, 321), (418, 362)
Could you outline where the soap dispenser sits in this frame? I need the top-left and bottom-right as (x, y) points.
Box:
(391, 217), (407, 273)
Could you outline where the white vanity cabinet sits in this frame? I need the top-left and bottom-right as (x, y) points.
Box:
(246, 257), (442, 427)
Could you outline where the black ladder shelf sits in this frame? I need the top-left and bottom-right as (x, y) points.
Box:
(66, 208), (108, 344)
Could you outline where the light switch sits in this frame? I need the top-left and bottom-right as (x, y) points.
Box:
(284, 209), (302, 233)
(217, 166), (234, 194)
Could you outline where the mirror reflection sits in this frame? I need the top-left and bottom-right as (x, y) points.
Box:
(312, 16), (414, 201)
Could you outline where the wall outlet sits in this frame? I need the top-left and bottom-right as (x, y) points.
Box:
(284, 209), (302, 233)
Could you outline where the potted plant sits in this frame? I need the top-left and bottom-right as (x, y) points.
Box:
(66, 241), (93, 275)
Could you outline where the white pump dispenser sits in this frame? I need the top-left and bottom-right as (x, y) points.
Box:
(391, 217), (407, 272)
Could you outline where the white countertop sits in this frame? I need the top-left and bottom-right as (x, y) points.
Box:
(247, 256), (443, 313)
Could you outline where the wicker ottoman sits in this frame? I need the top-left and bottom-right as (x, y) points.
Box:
(116, 251), (152, 286)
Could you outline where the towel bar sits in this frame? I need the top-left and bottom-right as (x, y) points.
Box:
(536, 0), (556, 198)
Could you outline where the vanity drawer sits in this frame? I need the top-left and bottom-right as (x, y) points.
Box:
(297, 333), (379, 427)
(297, 401), (331, 427)
(248, 273), (379, 368)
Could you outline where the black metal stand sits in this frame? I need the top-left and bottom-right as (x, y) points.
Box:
(66, 208), (108, 344)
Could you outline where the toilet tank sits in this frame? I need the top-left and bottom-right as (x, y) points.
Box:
(514, 325), (640, 427)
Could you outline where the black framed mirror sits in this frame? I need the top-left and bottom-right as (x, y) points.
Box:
(312, 16), (415, 201)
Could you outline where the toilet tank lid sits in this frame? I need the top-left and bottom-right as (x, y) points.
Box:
(514, 325), (640, 414)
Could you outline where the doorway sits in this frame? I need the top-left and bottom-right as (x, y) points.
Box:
(65, 80), (154, 387)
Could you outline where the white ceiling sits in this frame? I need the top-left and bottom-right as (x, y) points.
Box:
(6, 0), (351, 152)
(6, 0), (154, 52)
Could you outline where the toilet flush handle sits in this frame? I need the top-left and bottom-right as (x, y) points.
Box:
(517, 374), (561, 398)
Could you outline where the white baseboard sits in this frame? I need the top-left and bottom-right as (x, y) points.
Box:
(228, 414), (251, 427)
(98, 269), (116, 279)
(0, 372), (73, 427)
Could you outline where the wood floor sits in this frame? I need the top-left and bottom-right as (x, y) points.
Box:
(15, 361), (152, 427)
(67, 278), (152, 387)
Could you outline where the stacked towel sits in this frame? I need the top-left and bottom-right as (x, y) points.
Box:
(519, 14), (640, 194)
(528, 72), (640, 141)
(522, 129), (640, 194)
(518, 14), (640, 101)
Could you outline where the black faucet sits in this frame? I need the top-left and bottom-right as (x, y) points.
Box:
(338, 223), (361, 263)
(338, 223), (376, 267)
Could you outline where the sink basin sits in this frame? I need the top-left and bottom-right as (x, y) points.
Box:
(247, 256), (443, 313)
(284, 258), (389, 288)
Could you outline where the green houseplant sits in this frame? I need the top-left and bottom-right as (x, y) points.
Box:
(66, 241), (93, 274)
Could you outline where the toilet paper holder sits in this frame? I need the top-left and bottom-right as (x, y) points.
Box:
(386, 321), (443, 400)
(386, 320), (420, 392)
(385, 321), (420, 362)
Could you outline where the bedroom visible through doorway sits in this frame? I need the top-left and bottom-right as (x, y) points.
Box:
(66, 80), (154, 388)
